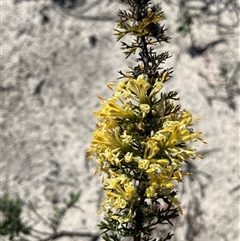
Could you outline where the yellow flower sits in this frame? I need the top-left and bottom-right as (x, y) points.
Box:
(96, 99), (135, 119)
(92, 128), (122, 149)
(172, 170), (182, 182)
(127, 74), (150, 104)
(149, 80), (164, 98)
(104, 174), (136, 202)
(124, 152), (133, 163)
(111, 210), (133, 223)
(145, 171), (177, 202)
(120, 131), (132, 146)
(138, 159), (150, 170)
(139, 103), (150, 117)
(143, 137), (159, 159)
(102, 174), (138, 223)
(118, 210), (132, 223)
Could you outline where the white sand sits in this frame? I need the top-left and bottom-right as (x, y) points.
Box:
(1, 0), (239, 240)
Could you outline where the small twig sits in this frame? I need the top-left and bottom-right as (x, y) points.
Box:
(31, 228), (52, 236)
(38, 230), (99, 241)
(45, 177), (77, 187)
(229, 184), (240, 194)
(57, 5), (115, 21)
(28, 201), (52, 227)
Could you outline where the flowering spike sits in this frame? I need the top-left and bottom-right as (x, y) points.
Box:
(89, 0), (205, 240)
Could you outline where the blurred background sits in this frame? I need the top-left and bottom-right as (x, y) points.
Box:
(1, 0), (239, 240)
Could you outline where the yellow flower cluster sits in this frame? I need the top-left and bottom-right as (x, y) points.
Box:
(89, 74), (205, 223)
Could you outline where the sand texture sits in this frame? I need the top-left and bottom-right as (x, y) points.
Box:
(1, 0), (239, 240)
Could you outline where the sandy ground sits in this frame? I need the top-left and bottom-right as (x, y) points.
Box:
(1, 0), (240, 240)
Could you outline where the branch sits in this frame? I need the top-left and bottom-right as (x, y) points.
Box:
(28, 201), (52, 227)
(39, 230), (100, 241)
(58, 5), (115, 22)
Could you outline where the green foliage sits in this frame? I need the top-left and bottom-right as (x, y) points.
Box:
(99, 201), (179, 240)
(0, 192), (84, 240)
(0, 194), (30, 240)
(219, 65), (228, 78)
(177, 12), (193, 37)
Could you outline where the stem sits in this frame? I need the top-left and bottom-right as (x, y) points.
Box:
(133, 186), (146, 241)
(134, 236), (141, 241)
(135, 209), (143, 241)
(141, 36), (150, 74)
